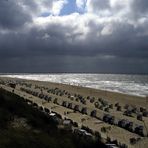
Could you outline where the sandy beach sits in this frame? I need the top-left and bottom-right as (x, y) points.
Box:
(0, 76), (148, 148)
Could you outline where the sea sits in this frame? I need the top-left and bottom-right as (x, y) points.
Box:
(0, 73), (148, 97)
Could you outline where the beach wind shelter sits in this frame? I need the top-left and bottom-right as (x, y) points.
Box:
(90, 110), (97, 117)
(44, 108), (50, 113)
(146, 96), (148, 104)
(137, 114), (143, 121)
(68, 103), (73, 109)
(62, 101), (67, 107)
(143, 111), (148, 117)
(81, 107), (88, 114)
(74, 105), (80, 111)
(135, 125), (144, 136)
(8, 83), (16, 89)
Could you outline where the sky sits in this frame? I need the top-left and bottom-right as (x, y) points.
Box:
(0, 0), (148, 74)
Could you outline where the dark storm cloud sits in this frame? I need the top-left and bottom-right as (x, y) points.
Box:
(131, 0), (148, 14)
(1, 20), (148, 58)
(0, 0), (32, 29)
(0, 0), (148, 73)
(95, 22), (148, 59)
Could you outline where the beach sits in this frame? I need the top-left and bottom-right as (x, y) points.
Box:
(0, 76), (148, 148)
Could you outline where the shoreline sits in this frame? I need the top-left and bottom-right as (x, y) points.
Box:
(0, 75), (146, 98)
(1, 74), (148, 97)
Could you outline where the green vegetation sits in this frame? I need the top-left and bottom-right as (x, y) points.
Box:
(0, 88), (106, 148)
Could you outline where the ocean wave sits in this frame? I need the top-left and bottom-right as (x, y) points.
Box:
(1, 74), (148, 97)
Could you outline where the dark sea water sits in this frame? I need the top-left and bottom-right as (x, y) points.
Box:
(1, 74), (148, 97)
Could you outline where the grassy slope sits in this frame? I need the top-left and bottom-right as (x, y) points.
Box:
(0, 88), (106, 148)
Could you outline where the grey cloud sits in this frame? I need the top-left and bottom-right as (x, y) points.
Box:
(88, 0), (110, 12)
(0, 0), (32, 29)
(1, 20), (148, 60)
(131, 0), (148, 14)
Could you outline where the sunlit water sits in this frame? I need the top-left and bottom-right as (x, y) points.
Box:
(1, 74), (148, 97)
